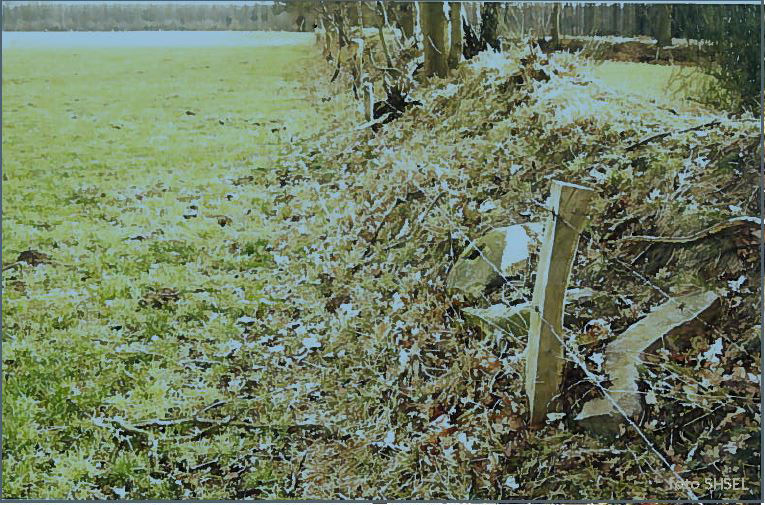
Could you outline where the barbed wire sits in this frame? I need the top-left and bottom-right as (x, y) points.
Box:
(288, 27), (753, 496)
(533, 308), (700, 501)
(421, 186), (712, 501)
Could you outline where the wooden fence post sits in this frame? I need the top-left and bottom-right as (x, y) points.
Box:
(363, 81), (374, 122)
(525, 180), (594, 426)
(350, 37), (365, 94)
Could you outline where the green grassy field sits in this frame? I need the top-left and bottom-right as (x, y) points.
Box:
(592, 61), (714, 111)
(2, 41), (325, 499)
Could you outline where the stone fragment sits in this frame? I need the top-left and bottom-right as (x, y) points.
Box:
(462, 288), (593, 339)
(463, 303), (531, 338)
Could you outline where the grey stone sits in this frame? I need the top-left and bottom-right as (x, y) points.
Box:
(463, 302), (531, 338)
(446, 222), (543, 299)
(462, 288), (593, 339)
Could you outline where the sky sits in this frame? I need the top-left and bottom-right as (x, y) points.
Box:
(4, 1), (274, 5)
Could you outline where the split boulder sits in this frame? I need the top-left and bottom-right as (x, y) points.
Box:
(446, 222), (544, 299)
(462, 288), (594, 339)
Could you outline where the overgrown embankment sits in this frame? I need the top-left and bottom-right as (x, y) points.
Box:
(257, 43), (761, 499)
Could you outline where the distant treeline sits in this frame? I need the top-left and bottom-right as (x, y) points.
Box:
(1, 2), (297, 31)
(516, 3), (732, 40)
(0, 1), (750, 41)
(459, 3), (744, 41)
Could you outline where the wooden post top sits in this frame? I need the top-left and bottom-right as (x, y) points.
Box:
(550, 180), (594, 192)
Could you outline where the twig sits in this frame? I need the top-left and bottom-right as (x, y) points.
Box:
(368, 197), (407, 248)
(418, 190), (446, 223)
(625, 120), (721, 152)
(363, 190), (424, 255)
(385, 3), (407, 51)
(108, 416), (153, 437)
(356, 112), (390, 130)
(620, 216), (761, 245)
(287, 452), (308, 497)
(366, 44), (403, 76)
(380, 191), (446, 253)
(190, 458), (220, 472)
(330, 53), (342, 83)
(427, 35), (443, 55)
(109, 411), (339, 441)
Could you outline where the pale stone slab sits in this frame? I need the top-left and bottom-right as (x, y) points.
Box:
(575, 290), (719, 436)
(462, 288), (594, 340)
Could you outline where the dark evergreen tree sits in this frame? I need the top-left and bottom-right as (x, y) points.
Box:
(698, 4), (761, 110)
(479, 2), (500, 51)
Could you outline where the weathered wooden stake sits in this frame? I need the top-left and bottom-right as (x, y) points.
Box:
(363, 81), (374, 122)
(525, 180), (594, 426)
(350, 38), (365, 94)
(315, 19), (324, 47)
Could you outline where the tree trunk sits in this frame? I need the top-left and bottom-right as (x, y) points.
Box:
(655, 4), (672, 46)
(375, 1), (393, 68)
(335, 6), (349, 48)
(413, 1), (422, 50)
(595, 4), (603, 35)
(479, 1), (499, 51)
(551, 2), (560, 49)
(562, 4), (573, 37)
(420, 1), (448, 78)
(584, 4), (595, 35)
(448, 2), (462, 69)
(636, 4), (650, 37)
(355, 1), (363, 30)
(398, 2), (414, 39)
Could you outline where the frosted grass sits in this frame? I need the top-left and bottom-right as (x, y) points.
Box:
(2, 30), (314, 49)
